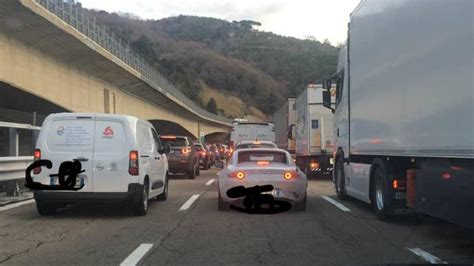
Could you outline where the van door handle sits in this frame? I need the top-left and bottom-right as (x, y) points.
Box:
(155, 156), (161, 160)
(337, 128), (340, 137)
(140, 155), (149, 158)
(74, 157), (89, 162)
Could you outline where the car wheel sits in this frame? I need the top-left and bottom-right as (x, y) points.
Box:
(218, 190), (229, 211)
(335, 158), (348, 200)
(196, 162), (200, 176)
(372, 164), (394, 220)
(187, 165), (196, 179)
(156, 175), (168, 201)
(293, 192), (307, 211)
(203, 159), (209, 170)
(36, 201), (58, 216)
(133, 181), (149, 216)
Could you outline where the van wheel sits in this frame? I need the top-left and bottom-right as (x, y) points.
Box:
(335, 158), (348, 200)
(133, 181), (149, 216)
(156, 175), (168, 201)
(36, 201), (58, 216)
(293, 192), (307, 211)
(371, 162), (394, 220)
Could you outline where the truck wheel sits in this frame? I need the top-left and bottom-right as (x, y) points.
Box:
(335, 158), (348, 200)
(293, 192), (307, 211)
(218, 190), (229, 211)
(36, 201), (58, 216)
(372, 163), (394, 220)
(133, 181), (149, 216)
(156, 174), (168, 201)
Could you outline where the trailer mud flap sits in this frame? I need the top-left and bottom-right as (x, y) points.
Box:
(417, 159), (474, 229)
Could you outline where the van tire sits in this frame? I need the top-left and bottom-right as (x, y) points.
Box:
(133, 181), (149, 216)
(156, 175), (168, 201)
(36, 201), (58, 216)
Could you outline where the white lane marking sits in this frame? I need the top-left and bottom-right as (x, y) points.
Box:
(408, 248), (447, 264)
(120, 243), (154, 266)
(178, 194), (200, 211)
(0, 199), (35, 212)
(205, 179), (215, 186)
(321, 195), (351, 212)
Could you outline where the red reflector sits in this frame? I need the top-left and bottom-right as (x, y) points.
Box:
(442, 172), (451, 179)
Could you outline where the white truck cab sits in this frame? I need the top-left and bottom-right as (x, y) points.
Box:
(32, 113), (169, 216)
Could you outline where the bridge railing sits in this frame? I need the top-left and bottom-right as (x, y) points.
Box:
(34, 0), (231, 125)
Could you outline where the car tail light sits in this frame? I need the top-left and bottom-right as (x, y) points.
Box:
(181, 147), (191, 154)
(228, 171), (245, 180)
(310, 162), (319, 169)
(283, 171), (298, 180)
(33, 149), (41, 174)
(392, 179), (407, 189)
(129, 150), (139, 175)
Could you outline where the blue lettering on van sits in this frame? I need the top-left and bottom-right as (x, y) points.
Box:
(25, 160), (85, 191)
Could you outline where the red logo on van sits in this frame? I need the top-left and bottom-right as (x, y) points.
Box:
(102, 126), (113, 138)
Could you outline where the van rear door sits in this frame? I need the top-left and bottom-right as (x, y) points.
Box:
(92, 118), (130, 192)
(41, 115), (96, 192)
(255, 124), (274, 141)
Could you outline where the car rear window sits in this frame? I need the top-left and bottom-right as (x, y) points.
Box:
(237, 151), (287, 164)
(160, 137), (187, 147)
(94, 121), (127, 153)
(45, 120), (94, 152)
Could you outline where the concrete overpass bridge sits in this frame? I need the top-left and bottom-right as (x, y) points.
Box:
(0, 0), (231, 141)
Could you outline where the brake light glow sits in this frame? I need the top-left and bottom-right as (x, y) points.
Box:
(129, 150), (139, 175)
(392, 179), (406, 189)
(257, 161), (269, 166)
(310, 162), (319, 169)
(160, 135), (177, 139)
(283, 171), (297, 180)
(228, 171), (246, 180)
(33, 149), (41, 174)
(181, 147), (191, 154)
(253, 141), (261, 144)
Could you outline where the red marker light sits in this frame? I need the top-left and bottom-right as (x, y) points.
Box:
(442, 172), (451, 180)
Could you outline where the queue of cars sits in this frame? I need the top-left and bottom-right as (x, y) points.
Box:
(30, 113), (305, 216)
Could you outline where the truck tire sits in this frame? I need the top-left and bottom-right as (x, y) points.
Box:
(371, 162), (394, 221)
(335, 158), (348, 200)
(36, 201), (58, 216)
(293, 192), (307, 211)
(218, 190), (229, 211)
(133, 181), (149, 216)
(156, 174), (168, 201)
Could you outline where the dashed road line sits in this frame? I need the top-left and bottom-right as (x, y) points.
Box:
(120, 243), (154, 266)
(205, 178), (215, 186)
(408, 248), (447, 264)
(0, 199), (35, 212)
(178, 194), (200, 211)
(321, 195), (351, 212)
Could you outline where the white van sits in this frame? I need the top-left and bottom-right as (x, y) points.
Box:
(32, 113), (170, 216)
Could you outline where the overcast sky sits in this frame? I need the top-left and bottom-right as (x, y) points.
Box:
(79, 0), (361, 45)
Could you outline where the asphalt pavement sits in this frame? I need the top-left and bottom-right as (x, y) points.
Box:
(1, 169), (473, 265)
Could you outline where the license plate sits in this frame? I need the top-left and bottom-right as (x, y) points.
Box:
(262, 189), (282, 197)
(50, 175), (84, 188)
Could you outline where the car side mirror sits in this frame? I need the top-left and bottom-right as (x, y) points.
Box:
(159, 144), (171, 154)
(322, 79), (335, 113)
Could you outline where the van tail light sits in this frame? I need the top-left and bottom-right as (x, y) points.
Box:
(283, 171), (298, 180)
(228, 171), (245, 180)
(33, 149), (41, 174)
(129, 150), (139, 176)
(181, 147), (191, 154)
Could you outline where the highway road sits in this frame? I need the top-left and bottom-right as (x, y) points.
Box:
(1, 169), (473, 265)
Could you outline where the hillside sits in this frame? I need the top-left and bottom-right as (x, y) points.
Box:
(90, 11), (339, 118)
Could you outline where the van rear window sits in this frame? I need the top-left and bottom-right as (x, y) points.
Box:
(45, 120), (94, 152)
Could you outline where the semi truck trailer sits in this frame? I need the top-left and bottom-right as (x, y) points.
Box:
(322, 0), (474, 228)
(272, 98), (296, 153)
(295, 84), (335, 178)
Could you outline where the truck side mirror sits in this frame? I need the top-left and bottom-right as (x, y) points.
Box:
(322, 79), (335, 113)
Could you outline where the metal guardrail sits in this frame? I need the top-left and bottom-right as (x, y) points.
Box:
(0, 156), (33, 182)
(34, 0), (231, 125)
